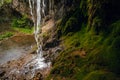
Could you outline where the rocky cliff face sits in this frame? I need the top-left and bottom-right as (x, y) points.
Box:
(11, 0), (80, 23)
(45, 0), (120, 80)
(0, 2), (22, 32)
(12, 0), (30, 18)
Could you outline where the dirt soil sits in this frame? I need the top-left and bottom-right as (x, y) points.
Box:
(0, 34), (50, 80)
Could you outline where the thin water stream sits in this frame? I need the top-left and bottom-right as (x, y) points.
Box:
(24, 0), (51, 77)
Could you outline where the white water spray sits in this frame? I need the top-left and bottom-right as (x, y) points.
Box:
(28, 0), (50, 71)
(29, 0), (42, 55)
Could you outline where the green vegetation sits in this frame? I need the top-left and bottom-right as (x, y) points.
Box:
(11, 15), (33, 29)
(46, 0), (120, 80)
(12, 27), (33, 34)
(0, 32), (13, 40)
(4, 0), (12, 3)
(0, 0), (12, 6)
(47, 20), (120, 80)
(11, 15), (33, 34)
(0, 4), (33, 42)
(83, 70), (116, 80)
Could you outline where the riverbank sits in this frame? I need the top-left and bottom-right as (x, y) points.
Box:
(0, 33), (51, 80)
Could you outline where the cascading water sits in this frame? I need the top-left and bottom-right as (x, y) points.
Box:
(20, 0), (51, 78)
(29, 0), (44, 51)
(29, 0), (34, 24)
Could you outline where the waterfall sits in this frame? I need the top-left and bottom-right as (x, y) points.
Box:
(28, 0), (50, 71)
(29, 0), (45, 54)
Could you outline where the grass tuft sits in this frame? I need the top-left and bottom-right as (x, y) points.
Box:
(0, 32), (13, 41)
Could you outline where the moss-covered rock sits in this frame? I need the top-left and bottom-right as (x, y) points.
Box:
(46, 0), (120, 80)
(83, 70), (116, 80)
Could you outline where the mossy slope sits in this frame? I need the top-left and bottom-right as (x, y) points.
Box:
(46, 0), (120, 80)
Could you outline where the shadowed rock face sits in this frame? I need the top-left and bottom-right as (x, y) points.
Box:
(0, 3), (22, 32)
(12, 0), (30, 17)
(11, 0), (80, 22)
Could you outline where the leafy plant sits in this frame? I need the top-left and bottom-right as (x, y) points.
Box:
(11, 15), (33, 29)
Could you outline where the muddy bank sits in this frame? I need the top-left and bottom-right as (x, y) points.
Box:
(0, 34), (51, 80)
(0, 19), (62, 80)
(0, 34), (35, 65)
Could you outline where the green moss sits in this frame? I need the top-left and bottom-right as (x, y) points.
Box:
(11, 15), (33, 29)
(11, 15), (33, 34)
(48, 19), (120, 79)
(4, 0), (12, 3)
(111, 20), (120, 37)
(58, 8), (85, 36)
(83, 70), (116, 80)
(12, 27), (33, 34)
(46, 0), (120, 79)
(49, 21), (120, 79)
(91, 17), (102, 34)
(0, 32), (13, 40)
(50, 48), (84, 78)
(63, 32), (81, 49)
(105, 37), (120, 74)
(62, 17), (79, 34)
(80, 0), (87, 13)
(0, 0), (12, 6)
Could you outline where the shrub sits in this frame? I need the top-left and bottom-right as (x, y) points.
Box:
(11, 15), (33, 29)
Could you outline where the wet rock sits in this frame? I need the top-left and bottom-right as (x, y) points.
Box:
(43, 38), (60, 49)
(12, 0), (30, 18)
(33, 72), (43, 80)
(0, 70), (5, 77)
(43, 46), (63, 63)
(29, 65), (34, 70)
